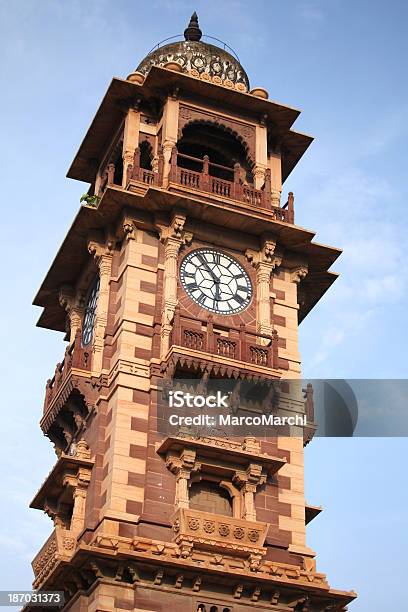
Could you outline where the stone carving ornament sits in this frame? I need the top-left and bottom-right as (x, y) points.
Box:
(218, 523), (230, 537)
(203, 520), (216, 533)
(137, 41), (249, 91)
(136, 13), (249, 92)
(188, 517), (200, 531)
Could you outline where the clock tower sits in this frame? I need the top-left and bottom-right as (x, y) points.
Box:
(29, 13), (356, 612)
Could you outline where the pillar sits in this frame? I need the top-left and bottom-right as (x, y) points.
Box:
(87, 234), (114, 374)
(122, 107), (141, 187)
(157, 213), (192, 358)
(245, 235), (283, 339)
(161, 96), (179, 184)
(254, 123), (268, 189)
(269, 145), (282, 207)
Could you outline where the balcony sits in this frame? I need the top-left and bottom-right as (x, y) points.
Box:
(44, 330), (91, 415)
(41, 331), (97, 447)
(168, 149), (294, 222)
(172, 507), (268, 559)
(100, 146), (295, 223)
(169, 311), (279, 373)
(31, 527), (76, 589)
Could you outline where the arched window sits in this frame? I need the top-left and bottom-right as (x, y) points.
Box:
(189, 480), (232, 516)
(177, 122), (253, 184)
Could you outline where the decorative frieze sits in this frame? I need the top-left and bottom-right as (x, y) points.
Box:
(172, 507), (268, 566)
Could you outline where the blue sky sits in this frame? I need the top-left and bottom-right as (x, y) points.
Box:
(0, 0), (407, 609)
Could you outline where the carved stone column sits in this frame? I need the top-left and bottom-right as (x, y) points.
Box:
(254, 122), (268, 189)
(62, 440), (92, 534)
(233, 463), (266, 521)
(161, 96), (179, 185)
(70, 485), (87, 533)
(87, 233), (115, 374)
(59, 285), (84, 343)
(253, 165), (267, 190)
(246, 235), (283, 339)
(269, 145), (282, 208)
(122, 106), (141, 187)
(157, 213), (192, 358)
(290, 264), (309, 306)
(165, 448), (201, 509)
(242, 482), (258, 522)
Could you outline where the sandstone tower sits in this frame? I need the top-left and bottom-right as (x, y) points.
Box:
(29, 13), (355, 612)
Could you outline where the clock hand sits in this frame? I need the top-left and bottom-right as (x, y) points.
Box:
(197, 254), (219, 282)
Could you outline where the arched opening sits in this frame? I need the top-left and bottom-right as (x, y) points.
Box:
(177, 122), (253, 184)
(189, 480), (233, 516)
(139, 140), (153, 170)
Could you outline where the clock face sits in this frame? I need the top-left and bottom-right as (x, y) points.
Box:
(81, 276), (100, 346)
(180, 249), (252, 314)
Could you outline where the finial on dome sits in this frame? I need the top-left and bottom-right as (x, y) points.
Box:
(184, 12), (202, 41)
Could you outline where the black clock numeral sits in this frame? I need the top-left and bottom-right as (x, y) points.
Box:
(186, 282), (199, 292)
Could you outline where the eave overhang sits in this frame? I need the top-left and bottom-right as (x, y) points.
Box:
(305, 504), (323, 525)
(30, 454), (94, 510)
(156, 435), (286, 474)
(67, 66), (313, 185)
(33, 185), (341, 332)
(27, 541), (357, 609)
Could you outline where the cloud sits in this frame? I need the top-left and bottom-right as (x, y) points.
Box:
(296, 0), (325, 39)
(310, 307), (374, 368)
(296, 108), (408, 374)
(299, 1), (325, 25)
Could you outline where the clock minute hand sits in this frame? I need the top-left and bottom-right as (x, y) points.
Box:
(197, 255), (218, 282)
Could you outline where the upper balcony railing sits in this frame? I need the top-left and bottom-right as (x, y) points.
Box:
(44, 329), (91, 416)
(169, 149), (277, 210)
(99, 146), (295, 223)
(170, 310), (279, 369)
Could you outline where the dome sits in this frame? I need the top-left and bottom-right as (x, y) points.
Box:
(136, 13), (250, 92)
